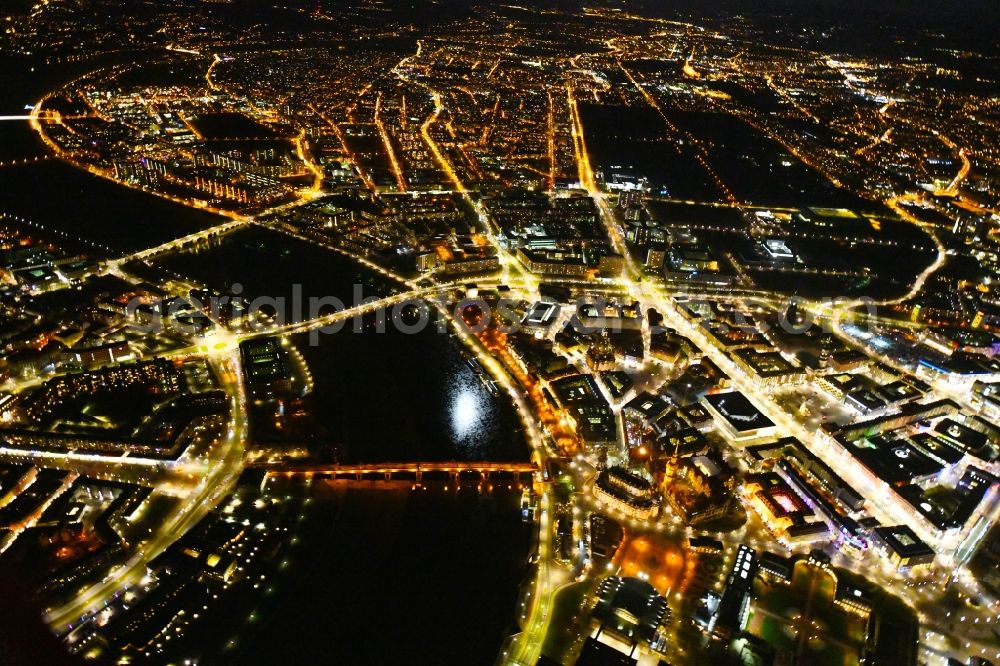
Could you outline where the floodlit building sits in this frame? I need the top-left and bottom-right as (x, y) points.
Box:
(592, 577), (669, 651)
(709, 545), (757, 641)
(594, 467), (658, 520)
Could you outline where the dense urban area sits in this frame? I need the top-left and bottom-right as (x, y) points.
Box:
(0, 1), (998, 665)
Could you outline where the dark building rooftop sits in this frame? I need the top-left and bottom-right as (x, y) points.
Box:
(593, 576), (668, 645)
(704, 391), (775, 433)
(872, 525), (935, 561)
(850, 437), (943, 486)
(575, 637), (637, 666)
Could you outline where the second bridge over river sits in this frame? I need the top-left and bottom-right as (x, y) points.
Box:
(251, 460), (539, 483)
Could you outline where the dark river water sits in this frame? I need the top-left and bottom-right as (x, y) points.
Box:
(295, 325), (529, 463)
(226, 479), (531, 666)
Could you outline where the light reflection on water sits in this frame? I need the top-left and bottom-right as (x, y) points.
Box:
(448, 373), (491, 454)
(295, 326), (525, 463)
